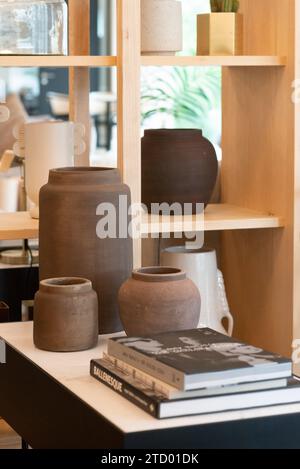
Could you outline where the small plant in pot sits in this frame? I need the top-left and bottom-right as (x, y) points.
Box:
(210, 0), (240, 13)
(197, 0), (243, 56)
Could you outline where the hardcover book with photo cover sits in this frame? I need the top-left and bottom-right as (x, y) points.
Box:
(90, 357), (299, 419)
(108, 328), (291, 390)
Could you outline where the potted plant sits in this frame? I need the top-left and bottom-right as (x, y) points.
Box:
(141, 66), (221, 139)
(197, 0), (243, 56)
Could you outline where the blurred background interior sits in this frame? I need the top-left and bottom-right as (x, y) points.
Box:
(0, 0), (221, 320)
(0, 0), (221, 212)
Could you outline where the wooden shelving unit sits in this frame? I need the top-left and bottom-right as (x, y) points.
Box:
(0, 205), (283, 241)
(0, 0), (299, 359)
(141, 55), (286, 67)
(142, 205), (283, 235)
(0, 56), (117, 68)
(0, 212), (38, 241)
(118, 0), (300, 359)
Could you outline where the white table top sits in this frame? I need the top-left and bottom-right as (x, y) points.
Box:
(1, 322), (300, 435)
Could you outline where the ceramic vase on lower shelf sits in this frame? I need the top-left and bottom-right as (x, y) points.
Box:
(39, 167), (133, 334)
(142, 129), (218, 214)
(118, 267), (200, 336)
(141, 0), (182, 56)
(33, 278), (98, 352)
(161, 247), (234, 336)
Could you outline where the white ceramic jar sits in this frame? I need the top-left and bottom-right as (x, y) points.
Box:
(0, 0), (68, 55)
(23, 121), (75, 219)
(141, 0), (182, 55)
(161, 246), (234, 336)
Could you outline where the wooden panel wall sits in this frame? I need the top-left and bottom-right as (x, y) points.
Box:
(221, 0), (295, 356)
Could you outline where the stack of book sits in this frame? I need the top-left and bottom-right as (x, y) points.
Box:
(90, 328), (300, 419)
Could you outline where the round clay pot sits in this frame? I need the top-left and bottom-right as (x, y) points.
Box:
(141, 0), (182, 55)
(118, 267), (200, 336)
(142, 129), (218, 214)
(33, 278), (98, 352)
(39, 167), (133, 334)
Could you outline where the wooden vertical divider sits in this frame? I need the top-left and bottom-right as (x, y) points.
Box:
(221, 0), (295, 356)
(293, 0), (300, 373)
(69, 0), (91, 166)
(117, 0), (142, 268)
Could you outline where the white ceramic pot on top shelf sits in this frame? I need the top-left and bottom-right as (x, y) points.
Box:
(141, 0), (183, 56)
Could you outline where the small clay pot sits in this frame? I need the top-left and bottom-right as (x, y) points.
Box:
(34, 278), (98, 352)
(118, 267), (200, 336)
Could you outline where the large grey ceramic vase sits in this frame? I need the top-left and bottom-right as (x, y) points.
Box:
(39, 167), (133, 334)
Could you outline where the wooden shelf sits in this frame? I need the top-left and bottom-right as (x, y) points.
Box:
(0, 205), (282, 241)
(0, 55), (117, 68)
(0, 55), (284, 68)
(141, 204), (283, 234)
(0, 212), (38, 241)
(141, 55), (286, 67)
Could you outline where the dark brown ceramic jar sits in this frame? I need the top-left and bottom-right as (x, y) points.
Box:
(142, 129), (218, 214)
(34, 278), (98, 352)
(118, 267), (200, 336)
(39, 168), (133, 334)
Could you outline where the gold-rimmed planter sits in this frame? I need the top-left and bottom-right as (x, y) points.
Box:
(197, 13), (243, 56)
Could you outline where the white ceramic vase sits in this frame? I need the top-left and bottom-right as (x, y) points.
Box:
(141, 0), (183, 56)
(23, 121), (75, 219)
(161, 246), (234, 336)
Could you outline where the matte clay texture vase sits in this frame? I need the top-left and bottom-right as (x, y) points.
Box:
(33, 278), (98, 352)
(39, 168), (133, 334)
(141, 0), (182, 55)
(142, 130), (218, 214)
(118, 267), (200, 336)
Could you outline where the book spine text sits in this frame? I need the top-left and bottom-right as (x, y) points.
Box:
(90, 360), (160, 418)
